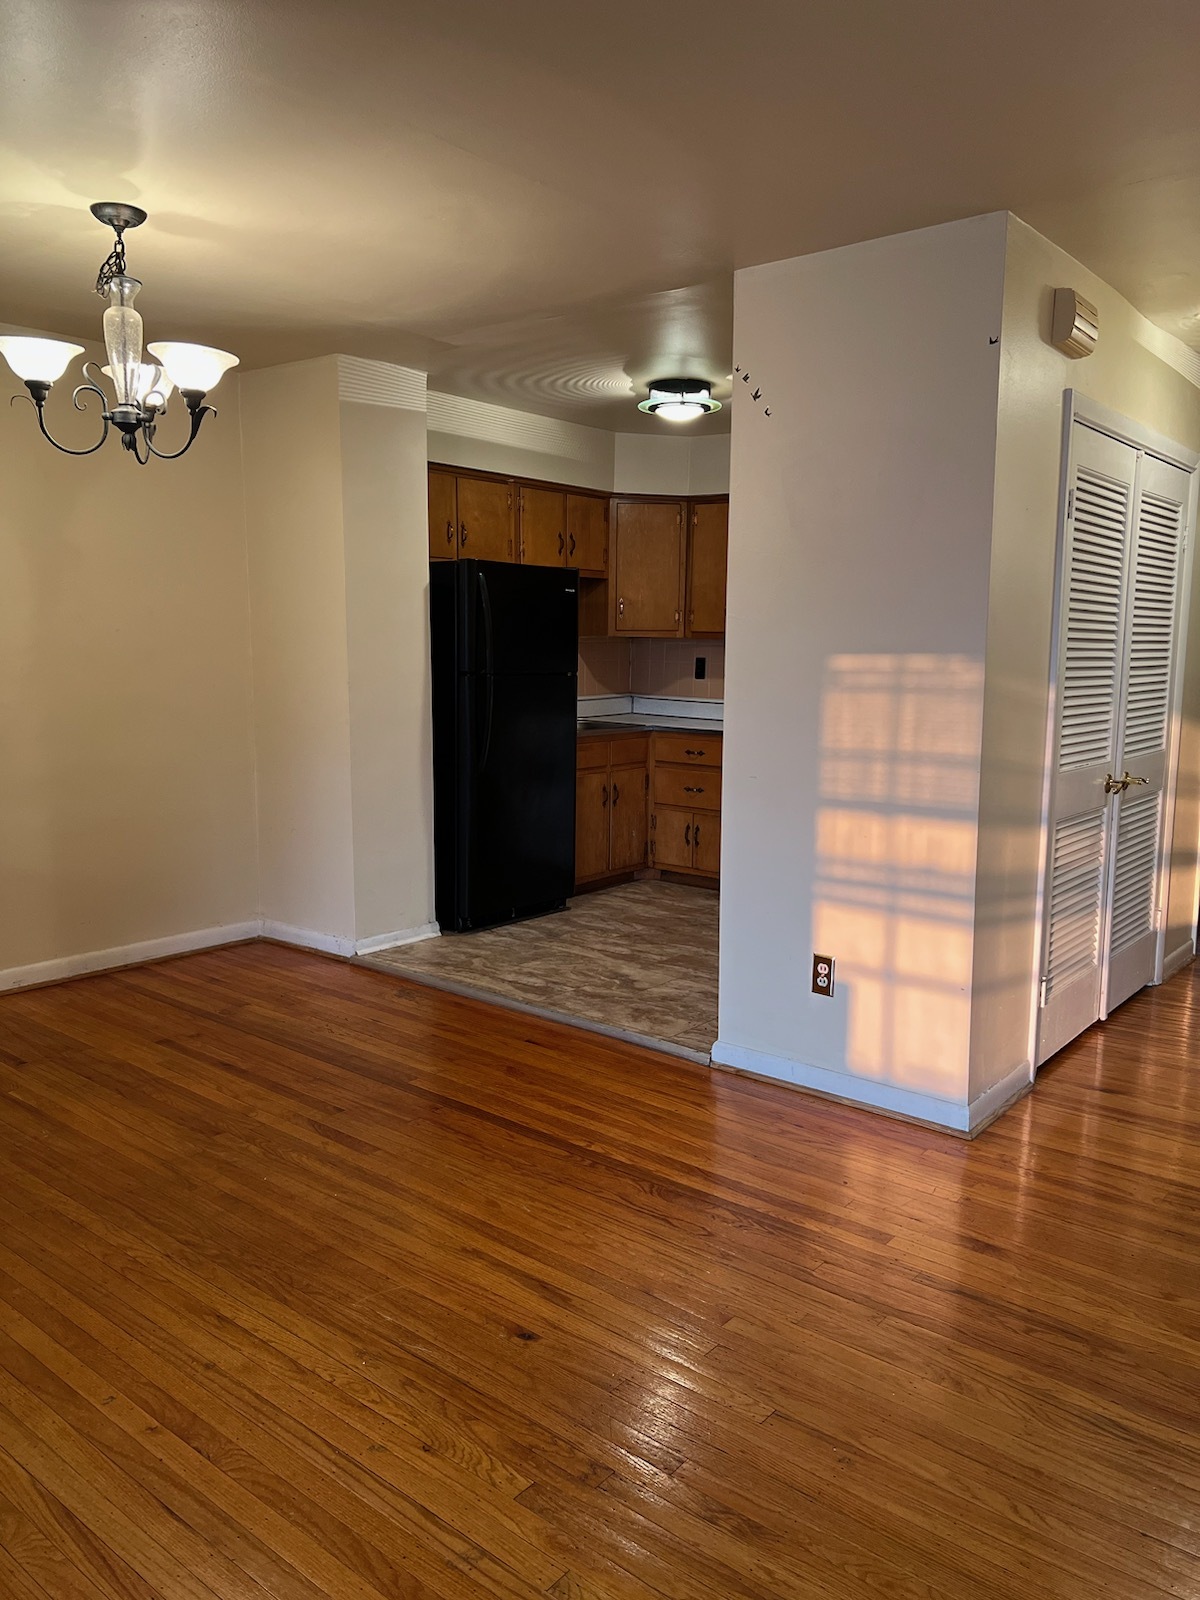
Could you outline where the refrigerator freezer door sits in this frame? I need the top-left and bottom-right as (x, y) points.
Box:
(450, 667), (577, 931)
(458, 560), (578, 677)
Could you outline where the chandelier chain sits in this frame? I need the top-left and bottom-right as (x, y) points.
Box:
(95, 230), (128, 297)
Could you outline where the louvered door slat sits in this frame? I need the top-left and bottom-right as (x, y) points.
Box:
(1120, 491), (1183, 760)
(1109, 792), (1162, 953)
(1058, 464), (1127, 772)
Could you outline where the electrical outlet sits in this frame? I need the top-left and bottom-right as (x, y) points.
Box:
(812, 954), (835, 997)
(694, 655), (707, 681)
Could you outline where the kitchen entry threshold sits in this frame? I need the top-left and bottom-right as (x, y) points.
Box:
(357, 879), (718, 1062)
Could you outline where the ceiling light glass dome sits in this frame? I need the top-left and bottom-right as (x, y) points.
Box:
(637, 378), (721, 423)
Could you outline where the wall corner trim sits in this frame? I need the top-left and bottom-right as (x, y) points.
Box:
(967, 1061), (1033, 1136)
(710, 1040), (976, 1132)
(0, 922), (262, 994)
(1162, 939), (1196, 981)
(259, 920), (356, 957)
(355, 924), (440, 955)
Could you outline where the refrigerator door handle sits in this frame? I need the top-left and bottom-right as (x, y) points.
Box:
(478, 570), (496, 770)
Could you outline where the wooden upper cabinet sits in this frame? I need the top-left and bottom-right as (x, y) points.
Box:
(612, 500), (686, 636)
(428, 468), (458, 561)
(687, 500), (728, 636)
(566, 494), (608, 576)
(457, 474), (514, 562)
(518, 486), (566, 566)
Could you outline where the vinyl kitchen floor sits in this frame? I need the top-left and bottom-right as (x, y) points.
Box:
(360, 879), (719, 1059)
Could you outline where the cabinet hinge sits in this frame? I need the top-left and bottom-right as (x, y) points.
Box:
(1066, 487), (1074, 524)
(649, 838), (656, 858)
(1038, 976), (1049, 1009)
(644, 772), (650, 793)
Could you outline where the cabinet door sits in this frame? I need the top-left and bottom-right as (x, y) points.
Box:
(519, 486), (566, 567)
(575, 768), (610, 883)
(687, 500), (728, 636)
(613, 501), (686, 635)
(609, 764), (648, 872)
(692, 811), (721, 877)
(428, 468), (458, 561)
(651, 807), (694, 870)
(566, 494), (608, 576)
(457, 475), (514, 562)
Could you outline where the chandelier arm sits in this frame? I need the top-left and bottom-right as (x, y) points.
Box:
(11, 386), (112, 457)
(145, 397), (214, 461)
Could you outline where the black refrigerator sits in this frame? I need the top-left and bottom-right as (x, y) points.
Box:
(430, 559), (578, 932)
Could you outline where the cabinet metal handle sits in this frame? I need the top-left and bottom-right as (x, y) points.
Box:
(618, 597), (625, 616)
(694, 825), (701, 848)
(685, 823), (692, 846)
(460, 521), (468, 547)
(602, 784), (609, 807)
(612, 782), (620, 804)
(674, 609), (680, 625)
(684, 748), (705, 757)
(446, 520), (454, 545)
(684, 785), (704, 795)
(568, 533), (576, 556)
(557, 531), (565, 556)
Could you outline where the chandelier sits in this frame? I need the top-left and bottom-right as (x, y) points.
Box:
(0, 203), (238, 463)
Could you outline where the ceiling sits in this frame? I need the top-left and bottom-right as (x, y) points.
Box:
(2, 0), (1200, 432)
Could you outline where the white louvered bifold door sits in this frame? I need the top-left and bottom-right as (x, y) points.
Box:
(1037, 425), (1137, 1065)
(1102, 453), (1190, 1014)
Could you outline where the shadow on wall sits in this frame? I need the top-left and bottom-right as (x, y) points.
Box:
(814, 653), (984, 1100)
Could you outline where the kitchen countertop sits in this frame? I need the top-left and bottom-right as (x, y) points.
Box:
(578, 715), (724, 735)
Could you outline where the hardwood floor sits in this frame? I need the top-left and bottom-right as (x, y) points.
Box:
(0, 941), (1196, 1600)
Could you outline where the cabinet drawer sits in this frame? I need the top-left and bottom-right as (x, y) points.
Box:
(576, 734), (610, 770)
(609, 735), (649, 766)
(654, 763), (721, 811)
(653, 731), (722, 768)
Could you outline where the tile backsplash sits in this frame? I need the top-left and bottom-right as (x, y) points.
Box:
(578, 638), (632, 697)
(578, 637), (726, 700)
(632, 639), (725, 700)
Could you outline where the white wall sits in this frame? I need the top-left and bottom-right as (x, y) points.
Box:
(0, 339), (259, 987)
(427, 391), (614, 490)
(969, 215), (1200, 1098)
(716, 214), (1009, 1127)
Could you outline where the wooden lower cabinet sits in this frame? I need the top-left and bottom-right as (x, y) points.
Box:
(577, 728), (722, 887)
(575, 735), (649, 887)
(610, 762), (649, 871)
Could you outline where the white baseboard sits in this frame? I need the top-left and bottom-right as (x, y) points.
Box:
(355, 923), (439, 955)
(0, 921), (261, 994)
(711, 1041), (1031, 1135)
(259, 920), (356, 957)
(1162, 938), (1195, 980)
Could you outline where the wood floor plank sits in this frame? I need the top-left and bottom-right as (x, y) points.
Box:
(1, 940), (1199, 1600)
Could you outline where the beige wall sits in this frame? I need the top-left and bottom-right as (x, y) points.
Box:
(0, 341), (258, 983)
(717, 215), (1009, 1126)
(612, 432), (730, 496)
(241, 357), (357, 943)
(969, 215), (1200, 1097)
(340, 385), (436, 943)
(242, 356), (435, 950)
(428, 391), (614, 490)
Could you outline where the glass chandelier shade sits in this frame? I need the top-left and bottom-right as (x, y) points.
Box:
(147, 341), (239, 394)
(101, 361), (173, 407)
(102, 276), (145, 406)
(0, 336), (85, 383)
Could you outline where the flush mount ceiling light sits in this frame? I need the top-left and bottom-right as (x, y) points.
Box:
(0, 202), (238, 463)
(637, 377), (721, 423)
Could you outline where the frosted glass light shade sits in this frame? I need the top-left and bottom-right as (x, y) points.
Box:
(102, 276), (144, 406)
(148, 341), (239, 394)
(102, 361), (174, 407)
(0, 336), (84, 383)
(654, 401), (706, 422)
